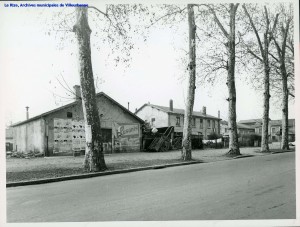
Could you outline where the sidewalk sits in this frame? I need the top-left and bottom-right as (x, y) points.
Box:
(6, 143), (289, 185)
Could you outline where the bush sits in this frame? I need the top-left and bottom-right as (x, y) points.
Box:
(191, 136), (203, 149)
(239, 133), (261, 147)
(207, 132), (222, 140)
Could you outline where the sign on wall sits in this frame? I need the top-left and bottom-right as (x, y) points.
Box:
(112, 122), (140, 152)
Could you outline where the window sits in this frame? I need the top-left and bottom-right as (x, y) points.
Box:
(67, 112), (73, 118)
(151, 118), (155, 126)
(200, 119), (203, 129)
(208, 120), (211, 128)
(271, 127), (276, 133)
(176, 116), (180, 126)
(212, 120), (215, 129)
(259, 128), (262, 134)
(192, 118), (196, 127)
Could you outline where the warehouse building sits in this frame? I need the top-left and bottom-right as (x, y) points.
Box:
(11, 86), (144, 156)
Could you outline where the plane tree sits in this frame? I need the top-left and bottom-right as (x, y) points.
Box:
(148, 3), (242, 157)
(269, 3), (294, 150)
(241, 4), (279, 152)
(195, 3), (241, 156)
(49, 5), (149, 171)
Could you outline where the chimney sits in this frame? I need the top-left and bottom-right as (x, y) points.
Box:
(128, 102), (130, 110)
(25, 106), (29, 120)
(218, 110), (220, 118)
(169, 99), (173, 111)
(202, 106), (206, 115)
(73, 85), (81, 101)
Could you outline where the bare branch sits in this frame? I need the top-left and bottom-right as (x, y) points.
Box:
(206, 5), (229, 38)
(242, 4), (264, 59)
(247, 48), (263, 62)
(89, 5), (124, 36)
(269, 52), (279, 62)
(146, 6), (187, 28)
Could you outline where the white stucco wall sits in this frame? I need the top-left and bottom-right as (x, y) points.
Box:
(136, 105), (168, 128)
(13, 119), (45, 153)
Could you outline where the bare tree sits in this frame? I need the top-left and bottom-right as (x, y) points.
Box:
(205, 4), (241, 156)
(270, 4), (293, 150)
(49, 4), (149, 171)
(146, 5), (197, 161)
(182, 4), (196, 160)
(242, 4), (279, 152)
(73, 8), (107, 171)
(149, 4), (241, 156)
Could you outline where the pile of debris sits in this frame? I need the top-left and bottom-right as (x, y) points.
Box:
(8, 151), (44, 158)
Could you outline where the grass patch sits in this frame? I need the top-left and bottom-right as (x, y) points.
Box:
(6, 158), (187, 183)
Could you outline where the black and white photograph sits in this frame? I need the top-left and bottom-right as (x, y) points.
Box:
(0, 0), (299, 226)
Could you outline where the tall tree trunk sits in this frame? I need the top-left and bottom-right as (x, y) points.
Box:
(226, 4), (240, 156)
(243, 5), (278, 153)
(182, 4), (196, 161)
(272, 19), (291, 150)
(281, 60), (289, 150)
(73, 8), (107, 171)
(261, 33), (270, 152)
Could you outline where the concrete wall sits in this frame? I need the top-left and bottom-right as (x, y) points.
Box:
(136, 105), (169, 128)
(13, 119), (45, 154)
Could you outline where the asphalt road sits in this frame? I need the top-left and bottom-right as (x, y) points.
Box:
(7, 152), (295, 222)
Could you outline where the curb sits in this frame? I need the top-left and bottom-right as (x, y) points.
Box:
(6, 160), (202, 188)
(233, 154), (254, 159)
(271, 150), (295, 154)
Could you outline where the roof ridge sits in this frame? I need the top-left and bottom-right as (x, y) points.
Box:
(143, 103), (220, 119)
(12, 91), (143, 127)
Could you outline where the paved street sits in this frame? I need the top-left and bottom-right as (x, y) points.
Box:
(7, 152), (295, 222)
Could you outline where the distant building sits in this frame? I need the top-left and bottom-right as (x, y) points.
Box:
(135, 100), (221, 139)
(269, 119), (295, 142)
(220, 120), (228, 135)
(238, 118), (295, 142)
(11, 86), (144, 156)
(6, 127), (13, 143)
(220, 121), (255, 136)
(6, 127), (14, 152)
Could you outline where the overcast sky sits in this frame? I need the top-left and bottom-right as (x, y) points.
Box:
(0, 1), (296, 127)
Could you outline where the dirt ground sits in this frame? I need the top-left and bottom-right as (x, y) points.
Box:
(6, 143), (287, 183)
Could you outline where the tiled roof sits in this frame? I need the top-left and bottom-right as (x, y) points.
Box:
(138, 104), (221, 120)
(239, 119), (263, 124)
(237, 123), (255, 129)
(270, 119), (295, 126)
(220, 120), (228, 125)
(220, 121), (254, 129)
